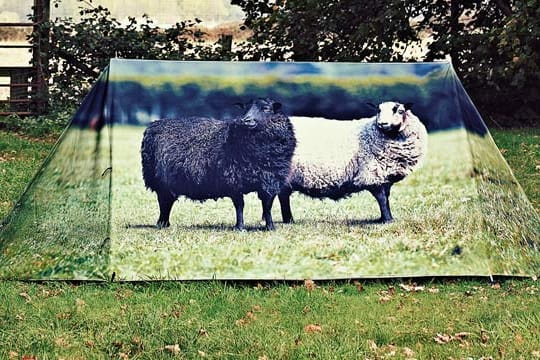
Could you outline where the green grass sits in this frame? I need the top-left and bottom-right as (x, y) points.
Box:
(0, 127), (539, 358)
(108, 126), (538, 279)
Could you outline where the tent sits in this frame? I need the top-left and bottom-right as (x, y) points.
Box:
(0, 59), (538, 280)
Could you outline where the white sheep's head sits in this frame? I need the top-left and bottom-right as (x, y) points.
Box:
(368, 101), (413, 135)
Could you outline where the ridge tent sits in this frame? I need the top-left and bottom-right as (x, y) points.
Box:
(0, 59), (538, 281)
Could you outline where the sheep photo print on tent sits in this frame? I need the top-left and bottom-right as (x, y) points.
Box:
(0, 59), (539, 280)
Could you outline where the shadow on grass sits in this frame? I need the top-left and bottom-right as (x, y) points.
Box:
(125, 223), (273, 232)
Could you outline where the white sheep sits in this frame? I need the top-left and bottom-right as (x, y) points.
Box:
(278, 101), (428, 223)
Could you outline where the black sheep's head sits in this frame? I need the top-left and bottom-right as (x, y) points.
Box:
(234, 98), (283, 130)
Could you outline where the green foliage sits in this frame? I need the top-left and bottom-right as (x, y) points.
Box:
(231, 0), (422, 61)
(0, 107), (73, 138)
(31, 0), (232, 107)
(231, 0), (540, 126)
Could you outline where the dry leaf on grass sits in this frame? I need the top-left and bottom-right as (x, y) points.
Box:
(21, 356), (37, 360)
(198, 328), (209, 337)
(531, 350), (540, 358)
(304, 279), (316, 292)
(491, 282), (501, 289)
(118, 352), (129, 360)
(427, 287), (440, 294)
(403, 346), (415, 358)
(164, 344), (181, 355)
(434, 333), (452, 344)
(54, 337), (70, 348)
(353, 281), (364, 292)
(198, 350), (206, 357)
(399, 283), (425, 292)
(19, 292), (31, 303)
(235, 310), (257, 326)
(434, 332), (471, 345)
(367, 339), (378, 352)
(8, 352), (18, 359)
(304, 324), (322, 333)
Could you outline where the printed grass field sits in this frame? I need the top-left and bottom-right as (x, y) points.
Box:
(0, 127), (538, 358)
(109, 125), (539, 279)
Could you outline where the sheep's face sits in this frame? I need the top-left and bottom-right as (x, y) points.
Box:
(235, 98), (283, 130)
(374, 102), (412, 134)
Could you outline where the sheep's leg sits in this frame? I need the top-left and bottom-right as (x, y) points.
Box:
(369, 184), (393, 223)
(231, 195), (245, 231)
(278, 188), (294, 223)
(156, 192), (175, 228)
(259, 192), (276, 231)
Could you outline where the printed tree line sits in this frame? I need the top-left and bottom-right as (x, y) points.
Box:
(101, 74), (467, 133)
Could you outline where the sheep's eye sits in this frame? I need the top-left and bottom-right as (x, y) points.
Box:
(398, 110), (405, 115)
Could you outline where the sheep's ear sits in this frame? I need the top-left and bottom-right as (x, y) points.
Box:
(234, 102), (246, 110)
(404, 102), (413, 110)
(272, 101), (282, 113)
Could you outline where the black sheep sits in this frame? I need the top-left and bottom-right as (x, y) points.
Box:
(141, 98), (296, 231)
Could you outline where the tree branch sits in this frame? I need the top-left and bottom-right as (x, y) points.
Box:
(492, 0), (512, 17)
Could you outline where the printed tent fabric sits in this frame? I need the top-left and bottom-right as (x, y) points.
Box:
(0, 59), (538, 281)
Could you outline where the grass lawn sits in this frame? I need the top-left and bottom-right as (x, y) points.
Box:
(0, 127), (539, 358)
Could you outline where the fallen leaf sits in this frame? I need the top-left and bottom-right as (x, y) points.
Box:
(251, 305), (262, 312)
(399, 283), (425, 292)
(56, 312), (71, 320)
(481, 330), (489, 344)
(379, 294), (392, 303)
(19, 292), (31, 303)
(164, 344), (181, 355)
(367, 339), (378, 352)
(119, 352), (129, 360)
(354, 281), (364, 292)
(15, 313), (25, 321)
(54, 337), (70, 348)
(388, 286), (395, 296)
(258, 356), (268, 360)
(115, 289), (134, 300)
(434, 333), (452, 344)
(198, 350), (206, 357)
(76, 298), (86, 310)
(491, 282), (501, 289)
(21, 356), (37, 360)
(531, 350), (540, 358)
(85, 340), (95, 348)
(304, 279), (316, 292)
(8, 351), (18, 359)
(304, 324), (322, 333)
(515, 333), (524, 344)
(454, 332), (471, 340)
(427, 287), (440, 294)
(403, 346), (415, 358)
(198, 328), (208, 337)
(302, 305), (311, 313)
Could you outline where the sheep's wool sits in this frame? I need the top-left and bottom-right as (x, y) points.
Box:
(290, 112), (427, 191)
(290, 116), (365, 189)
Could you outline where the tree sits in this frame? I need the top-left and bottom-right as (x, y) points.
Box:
(232, 0), (540, 125)
(31, 0), (231, 107)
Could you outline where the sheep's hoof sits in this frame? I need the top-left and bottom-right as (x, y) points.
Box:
(282, 218), (294, 224)
(233, 225), (246, 232)
(156, 221), (170, 229)
(378, 217), (394, 224)
(265, 224), (276, 231)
